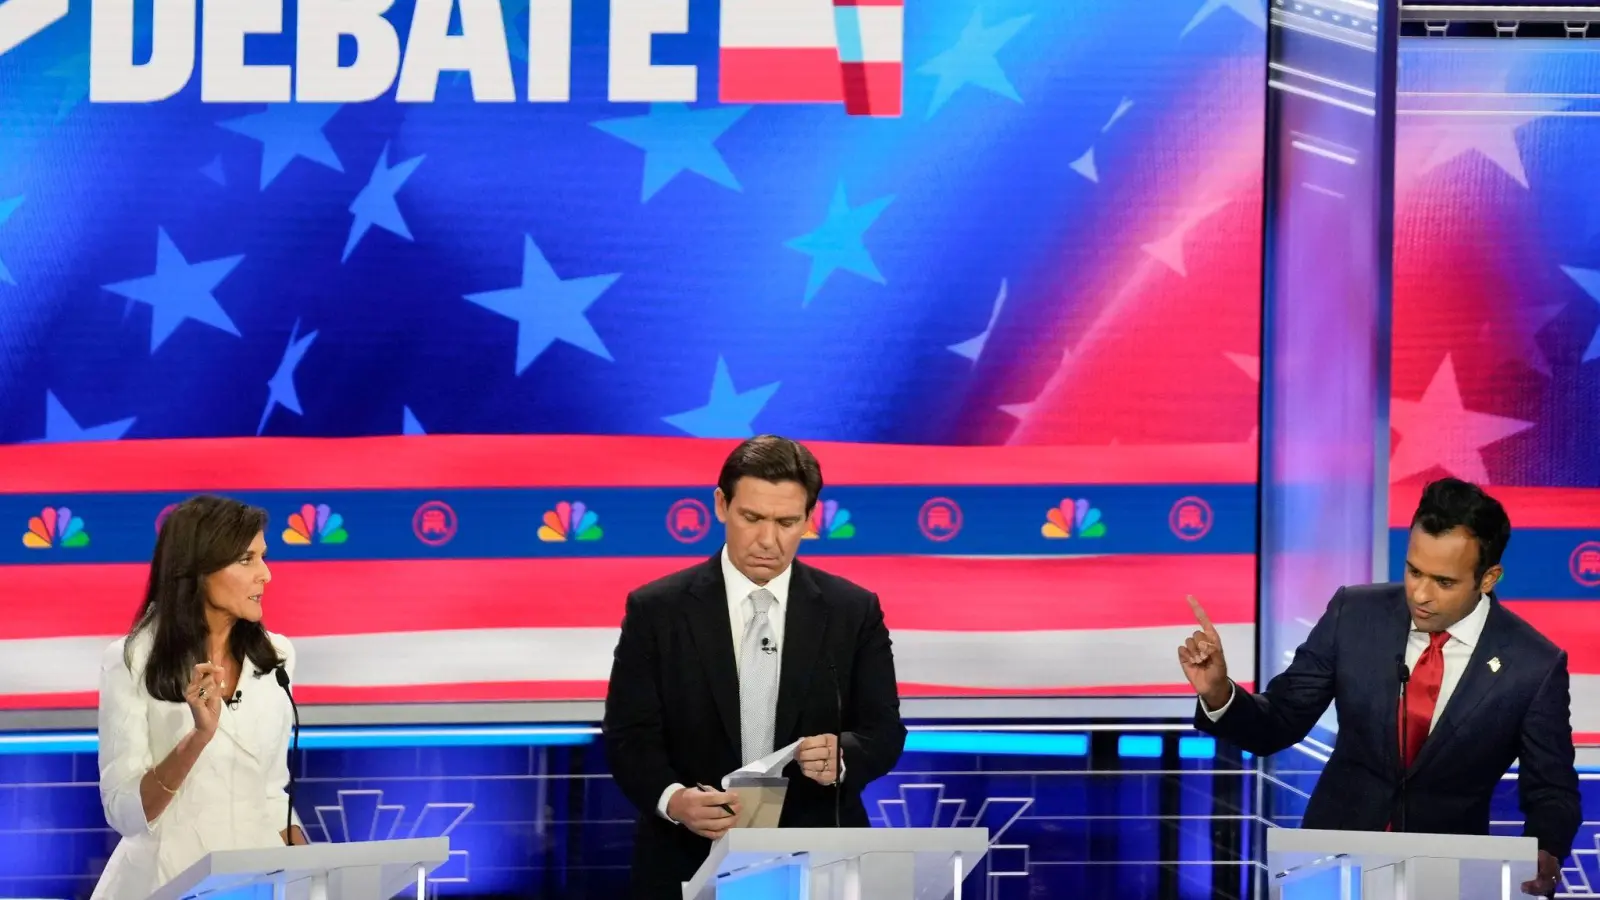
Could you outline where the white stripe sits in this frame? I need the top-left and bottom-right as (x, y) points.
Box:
(839, 6), (902, 64)
(720, 0), (836, 50)
(0, 636), (118, 694)
(1, 625), (1250, 696)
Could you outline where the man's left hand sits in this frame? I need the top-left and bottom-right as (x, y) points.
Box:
(1521, 850), (1561, 896)
(795, 734), (839, 785)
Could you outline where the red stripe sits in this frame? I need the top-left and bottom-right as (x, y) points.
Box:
(1389, 485), (1600, 529)
(0, 555), (1256, 640)
(0, 435), (1254, 494)
(841, 62), (902, 117)
(720, 48), (843, 103)
(832, 0), (903, 6)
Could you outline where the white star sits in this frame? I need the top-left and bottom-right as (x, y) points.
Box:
(947, 280), (1008, 362)
(1390, 355), (1535, 484)
(1142, 198), (1230, 276)
(1182, 0), (1265, 37)
(1409, 70), (1565, 189)
(1224, 352), (1260, 383)
(999, 343), (1072, 421)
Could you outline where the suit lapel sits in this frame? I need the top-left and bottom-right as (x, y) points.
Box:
(773, 562), (828, 748)
(684, 557), (742, 754)
(1378, 591), (1411, 776)
(1409, 597), (1510, 775)
(217, 659), (261, 762)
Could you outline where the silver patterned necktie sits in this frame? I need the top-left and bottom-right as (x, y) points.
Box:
(739, 588), (780, 765)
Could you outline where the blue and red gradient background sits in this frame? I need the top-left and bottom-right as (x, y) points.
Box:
(0, 0), (1268, 710)
(1390, 42), (1600, 738)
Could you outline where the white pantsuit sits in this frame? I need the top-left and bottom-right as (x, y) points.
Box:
(91, 629), (303, 900)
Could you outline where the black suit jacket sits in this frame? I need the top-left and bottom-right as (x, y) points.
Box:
(602, 555), (907, 898)
(1197, 583), (1580, 858)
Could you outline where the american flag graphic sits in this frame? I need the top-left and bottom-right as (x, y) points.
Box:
(719, 0), (904, 116)
(0, 0), (1285, 719)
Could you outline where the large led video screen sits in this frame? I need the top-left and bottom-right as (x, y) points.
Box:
(0, 0), (1265, 713)
(1391, 41), (1600, 741)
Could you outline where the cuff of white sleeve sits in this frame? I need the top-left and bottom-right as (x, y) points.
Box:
(657, 783), (685, 823)
(1199, 682), (1236, 722)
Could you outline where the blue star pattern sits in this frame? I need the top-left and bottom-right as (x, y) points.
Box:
(1562, 266), (1600, 362)
(786, 182), (894, 305)
(918, 11), (1034, 119)
(33, 391), (135, 443)
(0, 0), (1326, 463)
(43, 52), (89, 123)
(465, 236), (620, 374)
(257, 320), (320, 435)
(344, 143), (425, 263)
(662, 357), (780, 439)
(101, 228), (245, 353)
(218, 104), (345, 191)
(0, 195), (21, 284)
(199, 156), (227, 187)
(592, 104), (751, 202)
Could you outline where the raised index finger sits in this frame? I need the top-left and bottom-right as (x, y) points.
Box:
(1186, 594), (1219, 638)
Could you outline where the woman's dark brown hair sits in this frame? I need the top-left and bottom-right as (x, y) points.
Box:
(127, 494), (284, 702)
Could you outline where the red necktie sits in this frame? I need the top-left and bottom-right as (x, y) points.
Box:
(1399, 631), (1451, 768)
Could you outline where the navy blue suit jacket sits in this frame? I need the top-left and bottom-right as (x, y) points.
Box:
(1197, 583), (1580, 858)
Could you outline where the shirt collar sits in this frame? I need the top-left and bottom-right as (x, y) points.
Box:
(720, 545), (792, 608)
(1411, 592), (1491, 648)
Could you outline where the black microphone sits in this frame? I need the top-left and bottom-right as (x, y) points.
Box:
(275, 666), (301, 844)
(826, 662), (843, 829)
(1396, 654), (1410, 833)
(224, 689), (243, 710)
(760, 637), (778, 655)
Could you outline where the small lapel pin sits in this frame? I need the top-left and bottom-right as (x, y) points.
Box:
(1488, 657), (1501, 673)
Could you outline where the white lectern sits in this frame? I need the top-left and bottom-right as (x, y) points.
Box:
(145, 837), (451, 900)
(682, 827), (989, 900)
(1266, 828), (1539, 900)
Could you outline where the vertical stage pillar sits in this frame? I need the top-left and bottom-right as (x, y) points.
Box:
(1256, 0), (1400, 893)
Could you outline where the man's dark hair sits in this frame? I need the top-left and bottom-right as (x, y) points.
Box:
(1411, 477), (1512, 581)
(717, 435), (823, 513)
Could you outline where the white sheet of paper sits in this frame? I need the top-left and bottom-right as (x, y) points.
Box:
(722, 739), (801, 790)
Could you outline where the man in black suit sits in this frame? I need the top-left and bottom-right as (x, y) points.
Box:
(1180, 477), (1580, 897)
(603, 435), (907, 898)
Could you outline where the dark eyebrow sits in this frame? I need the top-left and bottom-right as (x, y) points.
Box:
(1406, 560), (1458, 583)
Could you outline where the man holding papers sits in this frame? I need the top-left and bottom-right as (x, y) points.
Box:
(603, 435), (907, 898)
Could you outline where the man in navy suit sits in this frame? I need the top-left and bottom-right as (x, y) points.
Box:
(1180, 477), (1580, 896)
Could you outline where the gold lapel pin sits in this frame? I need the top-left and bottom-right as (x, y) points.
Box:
(1488, 657), (1501, 673)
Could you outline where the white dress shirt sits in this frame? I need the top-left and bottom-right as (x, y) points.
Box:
(1202, 593), (1492, 732)
(92, 628), (304, 900)
(657, 548), (796, 820)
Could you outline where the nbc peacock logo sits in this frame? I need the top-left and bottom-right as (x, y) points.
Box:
(1041, 499), (1106, 539)
(538, 501), (602, 542)
(23, 506), (89, 549)
(803, 499), (855, 540)
(282, 503), (349, 545)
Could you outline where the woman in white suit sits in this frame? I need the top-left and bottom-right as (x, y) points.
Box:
(92, 494), (307, 900)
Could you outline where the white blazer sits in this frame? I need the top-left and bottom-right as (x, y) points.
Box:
(92, 628), (304, 900)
